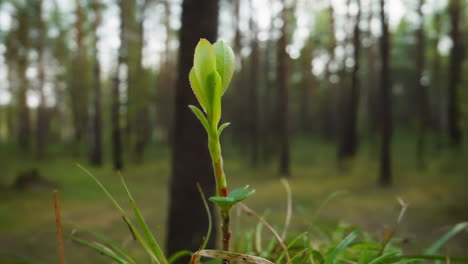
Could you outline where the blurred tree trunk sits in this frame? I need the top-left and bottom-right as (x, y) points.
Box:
(70, 0), (88, 149)
(366, 3), (379, 136)
(338, 0), (361, 160)
(415, 0), (428, 168)
(166, 0), (218, 260)
(248, 0), (259, 167)
(431, 12), (444, 148)
(233, 0), (242, 60)
(156, 0), (175, 144)
(320, 2), (337, 141)
(36, 0), (47, 159)
(378, 0), (392, 187)
(260, 36), (277, 163)
(16, 6), (31, 152)
(111, 0), (126, 171)
(90, 0), (103, 166)
(133, 1), (151, 163)
(299, 36), (315, 133)
(447, 0), (463, 148)
(277, 0), (291, 176)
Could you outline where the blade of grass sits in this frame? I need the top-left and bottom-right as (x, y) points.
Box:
(240, 203), (291, 262)
(425, 222), (468, 254)
(195, 249), (275, 264)
(196, 183), (212, 250)
(386, 255), (468, 264)
(119, 173), (168, 264)
(168, 250), (193, 264)
(368, 251), (399, 264)
(276, 232), (309, 264)
(70, 235), (130, 264)
(323, 230), (360, 264)
(280, 178), (292, 240)
(74, 228), (138, 264)
(77, 165), (160, 264)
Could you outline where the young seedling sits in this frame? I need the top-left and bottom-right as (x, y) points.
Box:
(188, 39), (255, 254)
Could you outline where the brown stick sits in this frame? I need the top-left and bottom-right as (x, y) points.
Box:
(53, 190), (66, 264)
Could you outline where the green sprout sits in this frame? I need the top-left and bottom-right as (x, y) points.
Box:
(188, 39), (255, 253)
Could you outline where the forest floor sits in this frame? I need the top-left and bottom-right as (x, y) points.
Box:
(0, 135), (467, 264)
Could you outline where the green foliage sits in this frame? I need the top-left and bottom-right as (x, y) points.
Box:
(209, 185), (256, 211)
(189, 39), (235, 134)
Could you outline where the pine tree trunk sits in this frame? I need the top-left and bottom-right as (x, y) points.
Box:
(378, 0), (392, 187)
(277, 0), (290, 176)
(415, 0), (427, 168)
(90, 0), (103, 166)
(249, 0), (259, 167)
(338, 0), (361, 160)
(447, 0), (463, 148)
(166, 0), (219, 261)
(111, 0), (126, 171)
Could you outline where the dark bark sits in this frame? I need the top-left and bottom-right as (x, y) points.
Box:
(248, 0), (259, 167)
(299, 36), (315, 133)
(277, 0), (290, 176)
(155, 0), (175, 144)
(365, 3), (379, 136)
(16, 6), (31, 152)
(378, 0), (392, 187)
(415, 0), (428, 168)
(111, 0), (126, 171)
(338, 0), (361, 160)
(447, 0), (463, 148)
(90, 0), (102, 166)
(320, 3), (337, 141)
(35, 0), (47, 159)
(133, 2), (151, 163)
(70, 0), (88, 147)
(166, 0), (219, 261)
(431, 12), (444, 148)
(90, 0), (103, 166)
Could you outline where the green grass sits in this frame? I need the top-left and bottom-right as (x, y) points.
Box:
(0, 133), (467, 263)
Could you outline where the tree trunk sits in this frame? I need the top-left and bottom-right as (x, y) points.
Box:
(36, 1), (47, 159)
(133, 2), (151, 163)
(70, 0), (88, 148)
(378, 0), (392, 187)
(299, 37), (315, 133)
(90, 0), (103, 166)
(320, 2), (337, 141)
(447, 0), (463, 148)
(277, 0), (290, 176)
(248, 0), (259, 167)
(338, 0), (361, 160)
(415, 0), (428, 168)
(16, 6), (31, 152)
(166, 0), (219, 261)
(111, 0), (126, 171)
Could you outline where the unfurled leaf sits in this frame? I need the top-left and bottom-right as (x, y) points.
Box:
(189, 68), (207, 112)
(217, 122), (230, 137)
(213, 41), (235, 94)
(204, 71), (222, 127)
(189, 105), (209, 132)
(209, 185), (255, 211)
(193, 39), (217, 88)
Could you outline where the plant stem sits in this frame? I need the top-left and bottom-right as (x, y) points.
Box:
(209, 134), (231, 259)
(221, 210), (231, 251)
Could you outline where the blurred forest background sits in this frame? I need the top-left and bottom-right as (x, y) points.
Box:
(0, 0), (467, 263)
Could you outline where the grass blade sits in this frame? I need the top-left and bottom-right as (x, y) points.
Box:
(70, 235), (129, 264)
(323, 230), (360, 264)
(196, 183), (212, 251)
(120, 173), (168, 264)
(425, 222), (468, 254)
(168, 250), (193, 264)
